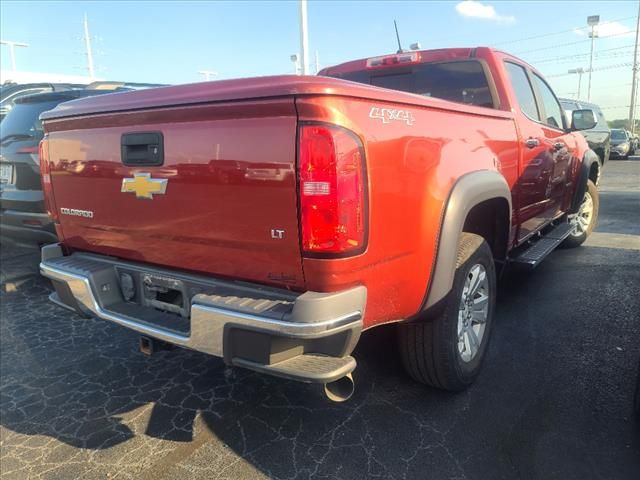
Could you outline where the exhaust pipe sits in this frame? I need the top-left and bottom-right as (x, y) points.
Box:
(139, 336), (154, 355)
(323, 373), (354, 402)
(139, 336), (174, 355)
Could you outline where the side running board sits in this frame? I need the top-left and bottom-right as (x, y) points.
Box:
(510, 222), (574, 268)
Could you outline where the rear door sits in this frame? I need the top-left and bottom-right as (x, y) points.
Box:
(529, 72), (576, 220)
(46, 98), (305, 289)
(504, 61), (574, 242)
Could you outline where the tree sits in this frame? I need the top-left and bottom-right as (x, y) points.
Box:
(608, 119), (640, 130)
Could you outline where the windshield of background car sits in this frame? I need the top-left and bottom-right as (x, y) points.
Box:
(611, 129), (628, 140)
(0, 100), (59, 139)
(327, 60), (495, 108)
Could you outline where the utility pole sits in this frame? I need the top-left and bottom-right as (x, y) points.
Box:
(568, 68), (585, 100)
(83, 14), (95, 80)
(197, 70), (217, 81)
(629, 1), (640, 134)
(0, 40), (29, 72)
(299, 0), (309, 75)
(587, 15), (600, 102)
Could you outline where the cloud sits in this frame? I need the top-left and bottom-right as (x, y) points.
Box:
(455, 1), (516, 24)
(573, 21), (635, 38)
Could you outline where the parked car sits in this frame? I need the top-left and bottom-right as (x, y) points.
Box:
(610, 128), (632, 159)
(0, 89), (123, 246)
(0, 82), (84, 121)
(560, 98), (610, 169)
(38, 47), (600, 401)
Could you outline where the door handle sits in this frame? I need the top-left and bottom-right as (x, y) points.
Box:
(525, 138), (540, 149)
(553, 142), (565, 151)
(121, 132), (164, 166)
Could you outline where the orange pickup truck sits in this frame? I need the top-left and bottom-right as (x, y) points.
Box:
(39, 47), (600, 401)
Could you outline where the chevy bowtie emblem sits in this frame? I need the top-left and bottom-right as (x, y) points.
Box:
(121, 173), (168, 199)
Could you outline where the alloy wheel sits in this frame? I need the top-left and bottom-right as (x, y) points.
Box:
(457, 263), (489, 363)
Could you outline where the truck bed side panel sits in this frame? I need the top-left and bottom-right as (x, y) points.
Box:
(296, 96), (519, 328)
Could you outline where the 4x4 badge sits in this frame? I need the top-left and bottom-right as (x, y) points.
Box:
(121, 173), (168, 200)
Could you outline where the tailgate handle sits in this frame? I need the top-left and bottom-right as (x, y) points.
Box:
(121, 132), (164, 166)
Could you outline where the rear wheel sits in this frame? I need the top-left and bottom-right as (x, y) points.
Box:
(562, 179), (599, 249)
(398, 233), (496, 391)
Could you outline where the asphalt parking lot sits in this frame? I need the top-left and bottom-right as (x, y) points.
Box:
(1, 159), (639, 480)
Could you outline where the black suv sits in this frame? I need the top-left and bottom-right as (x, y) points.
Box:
(560, 98), (610, 167)
(0, 83), (84, 121)
(0, 89), (119, 246)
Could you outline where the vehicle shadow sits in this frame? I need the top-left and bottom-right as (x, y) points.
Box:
(0, 273), (464, 478)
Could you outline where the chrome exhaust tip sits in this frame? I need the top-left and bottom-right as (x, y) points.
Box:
(323, 373), (354, 402)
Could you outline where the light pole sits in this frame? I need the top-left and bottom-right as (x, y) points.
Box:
(587, 15), (600, 102)
(0, 40), (29, 72)
(83, 14), (95, 80)
(299, 0), (309, 75)
(629, 1), (640, 134)
(568, 68), (585, 100)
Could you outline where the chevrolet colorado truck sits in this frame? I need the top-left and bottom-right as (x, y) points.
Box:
(38, 47), (600, 401)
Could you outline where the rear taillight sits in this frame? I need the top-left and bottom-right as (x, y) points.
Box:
(39, 138), (59, 223)
(298, 124), (367, 256)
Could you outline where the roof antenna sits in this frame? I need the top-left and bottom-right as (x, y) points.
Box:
(394, 20), (404, 54)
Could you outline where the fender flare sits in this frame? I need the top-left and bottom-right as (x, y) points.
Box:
(424, 170), (512, 310)
(570, 149), (599, 213)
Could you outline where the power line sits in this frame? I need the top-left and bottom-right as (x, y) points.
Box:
(513, 30), (637, 56)
(545, 62), (632, 78)
(528, 45), (635, 64)
(491, 15), (636, 46)
(533, 51), (634, 67)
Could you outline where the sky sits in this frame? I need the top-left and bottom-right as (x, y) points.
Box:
(1, 0), (638, 121)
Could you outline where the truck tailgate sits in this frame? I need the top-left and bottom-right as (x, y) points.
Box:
(45, 98), (304, 289)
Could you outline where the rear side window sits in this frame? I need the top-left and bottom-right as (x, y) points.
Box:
(505, 62), (539, 121)
(0, 100), (60, 139)
(330, 60), (496, 108)
(531, 74), (564, 129)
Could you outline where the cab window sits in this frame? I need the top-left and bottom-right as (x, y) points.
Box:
(532, 74), (564, 130)
(327, 60), (496, 108)
(504, 62), (540, 121)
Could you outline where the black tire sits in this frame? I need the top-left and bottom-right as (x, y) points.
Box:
(562, 179), (599, 249)
(397, 233), (496, 391)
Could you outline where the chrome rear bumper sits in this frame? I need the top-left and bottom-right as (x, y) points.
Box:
(40, 244), (365, 384)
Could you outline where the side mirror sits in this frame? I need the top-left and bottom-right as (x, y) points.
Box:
(571, 109), (597, 131)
